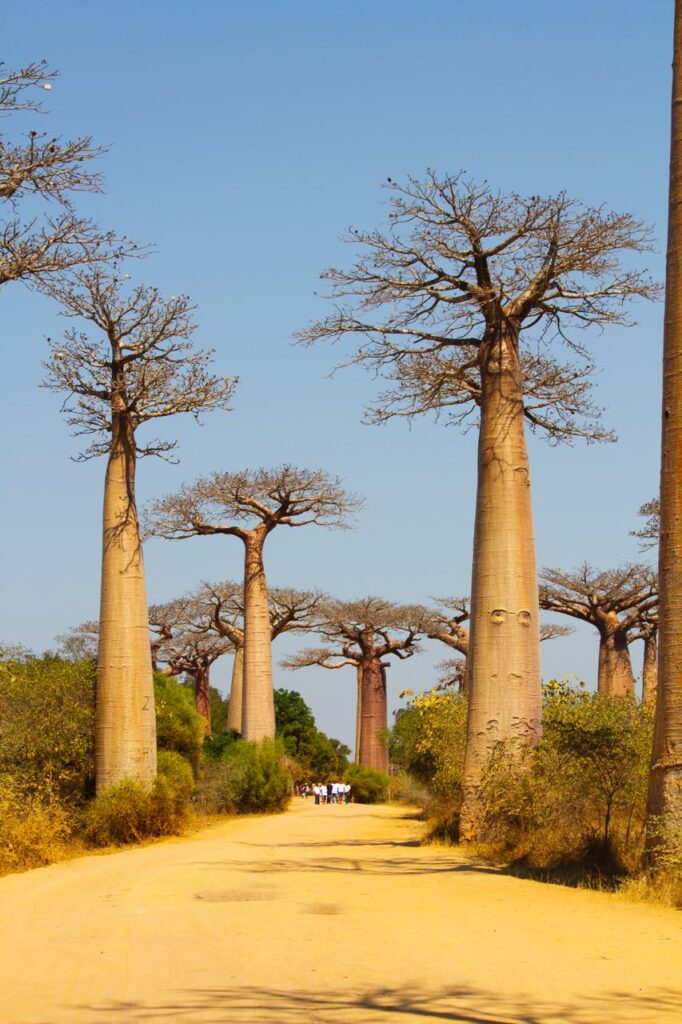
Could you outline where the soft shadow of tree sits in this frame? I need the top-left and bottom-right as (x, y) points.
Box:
(82, 983), (682, 1024)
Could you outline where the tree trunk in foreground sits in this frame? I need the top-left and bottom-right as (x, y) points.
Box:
(354, 663), (363, 764)
(226, 643), (244, 733)
(642, 633), (658, 706)
(357, 656), (388, 772)
(648, 0), (682, 840)
(241, 530), (275, 740)
(461, 330), (542, 840)
(96, 414), (156, 792)
(194, 664), (212, 736)
(597, 628), (636, 696)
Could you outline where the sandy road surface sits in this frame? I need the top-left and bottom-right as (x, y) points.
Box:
(0, 801), (680, 1024)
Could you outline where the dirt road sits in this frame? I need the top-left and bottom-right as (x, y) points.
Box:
(0, 801), (679, 1023)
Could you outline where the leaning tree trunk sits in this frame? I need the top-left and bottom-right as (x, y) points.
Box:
(460, 328), (542, 840)
(642, 631), (658, 706)
(193, 662), (212, 736)
(226, 642), (244, 733)
(96, 408), (156, 793)
(241, 528), (275, 741)
(648, 0), (682, 843)
(597, 628), (636, 696)
(357, 655), (388, 771)
(354, 663), (363, 764)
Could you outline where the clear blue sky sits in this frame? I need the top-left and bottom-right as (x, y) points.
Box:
(1, 0), (672, 751)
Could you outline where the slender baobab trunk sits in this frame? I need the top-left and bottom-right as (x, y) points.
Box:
(226, 643), (244, 733)
(96, 407), (156, 792)
(648, 0), (682, 840)
(642, 631), (658, 706)
(357, 656), (388, 771)
(597, 628), (636, 696)
(193, 663), (212, 736)
(461, 329), (542, 840)
(241, 528), (275, 740)
(354, 663), (363, 764)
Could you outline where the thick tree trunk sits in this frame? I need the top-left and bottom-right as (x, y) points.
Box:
(357, 655), (388, 771)
(648, 0), (682, 842)
(226, 643), (244, 733)
(354, 663), (363, 764)
(460, 328), (542, 840)
(597, 628), (636, 696)
(241, 529), (275, 740)
(96, 412), (156, 793)
(194, 663), (212, 736)
(642, 632), (658, 706)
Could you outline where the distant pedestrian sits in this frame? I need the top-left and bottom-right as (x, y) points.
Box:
(327, 782), (333, 804)
(345, 783), (351, 804)
(313, 784), (320, 805)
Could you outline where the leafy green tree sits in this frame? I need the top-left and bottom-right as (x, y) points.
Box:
(153, 673), (204, 776)
(274, 687), (349, 780)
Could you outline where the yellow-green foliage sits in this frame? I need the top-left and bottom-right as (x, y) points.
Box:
(0, 775), (71, 873)
(196, 738), (291, 815)
(344, 763), (389, 804)
(154, 673), (205, 775)
(0, 652), (95, 799)
(82, 751), (195, 847)
(478, 681), (653, 881)
(389, 688), (467, 832)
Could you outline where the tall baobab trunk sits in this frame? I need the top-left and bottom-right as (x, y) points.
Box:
(355, 663), (363, 764)
(226, 643), (244, 733)
(597, 627), (636, 696)
(461, 329), (542, 839)
(193, 663), (212, 736)
(96, 406), (156, 792)
(648, 0), (682, 838)
(642, 631), (658, 706)
(357, 656), (388, 771)
(241, 528), (275, 740)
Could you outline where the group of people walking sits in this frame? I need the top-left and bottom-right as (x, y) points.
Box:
(299, 782), (351, 804)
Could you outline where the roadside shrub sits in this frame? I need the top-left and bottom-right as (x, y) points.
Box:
(0, 652), (95, 800)
(477, 682), (653, 883)
(0, 775), (72, 873)
(196, 738), (291, 815)
(82, 751), (195, 847)
(344, 763), (389, 804)
(154, 673), (205, 775)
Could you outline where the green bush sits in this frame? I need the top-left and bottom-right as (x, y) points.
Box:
(196, 738), (291, 815)
(82, 751), (194, 847)
(154, 673), (205, 775)
(0, 775), (72, 873)
(344, 763), (389, 804)
(0, 652), (95, 800)
(477, 682), (653, 882)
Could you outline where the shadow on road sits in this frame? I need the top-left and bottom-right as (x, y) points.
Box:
(186, 856), (498, 876)
(80, 983), (682, 1024)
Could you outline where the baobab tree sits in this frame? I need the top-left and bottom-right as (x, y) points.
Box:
(539, 564), (657, 697)
(649, 0), (682, 845)
(145, 467), (360, 742)
(1, 61), (138, 290)
(282, 598), (429, 770)
(43, 268), (236, 791)
(149, 598), (233, 735)
(299, 172), (657, 836)
(201, 580), (327, 734)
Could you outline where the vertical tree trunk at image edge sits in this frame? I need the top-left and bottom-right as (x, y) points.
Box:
(241, 530), (275, 741)
(642, 633), (658, 706)
(648, 0), (682, 837)
(461, 331), (542, 840)
(96, 412), (156, 792)
(226, 644), (244, 733)
(597, 629), (636, 696)
(358, 658), (388, 772)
